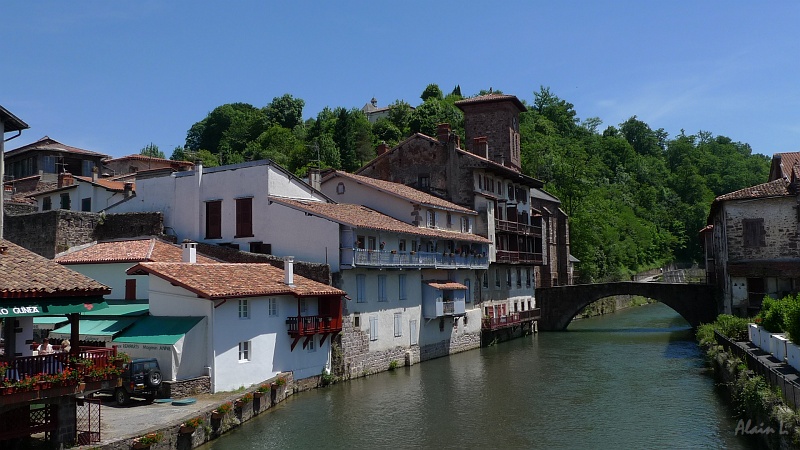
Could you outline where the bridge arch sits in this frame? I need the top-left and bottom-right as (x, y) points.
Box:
(536, 282), (717, 331)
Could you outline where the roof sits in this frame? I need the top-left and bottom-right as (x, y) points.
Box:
(5, 136), (109, 159)
(323, 171), (476, 214)
(103, 154), (193, 166)
(770, 152), (800, 181)
(454, 94), (527, 112)
(27, 175), (134, 198)
(0, 239), (110, 299)
(126, 262), (345, 299)
(0, 105), (29, 132)
(56, 238), (218, 265)
(530, 188), (561, 204)
(82, 303), (149, 316)
(114, 316), (204, 345)
(50, 318), (138, 342)
(714, 179), (791, 202)
(425, 280), (468, 290)
(269, 197), (491, 244)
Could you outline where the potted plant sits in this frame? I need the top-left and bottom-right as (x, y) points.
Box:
(254, 384), (270, 398)
(212, 401), (233, 419)
(235, 392), (253, 408)
(112, 352), (132, 368)
(180, 416), (203, 434)
(132, 432), (162, 449)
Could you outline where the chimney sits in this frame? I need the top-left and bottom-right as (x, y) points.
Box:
(284, 256), (295, 286)
(308, 168), (321, 191)
(195, 159), (203, 187)
(474, 137), (489, 159)
(376, 141), (389, 156)
(58, 172), (73, 188)
(182, 241), (197, 263)
(92, 166), (99, 182)
(436, 123), (451, 143)
(123, 182), (134, 198)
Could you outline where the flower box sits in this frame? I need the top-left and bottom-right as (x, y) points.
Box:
(787, 342), (800, 372)
(179, 425), (196, 435)
(759, 327), (772, 352)
(748, 323), (760, 345)
(774, 334), (790, 363)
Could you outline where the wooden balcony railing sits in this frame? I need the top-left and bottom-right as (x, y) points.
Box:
(1, 347), (116, 383)
(286, 315), (343, 337)
(345, 249), (489, 269)
(495, 250), (543, 265)
(495, 219), (543, 237)
(481, 308), (541, 331)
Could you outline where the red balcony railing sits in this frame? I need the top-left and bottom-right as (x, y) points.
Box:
(1, 347), (116, 383)
(286, 315), (343, 337)
(481, 308), (541, 331)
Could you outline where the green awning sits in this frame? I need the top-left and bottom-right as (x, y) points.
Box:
(113, 316), (203, 345)
(81, 303), (149, 317)
(0, 298), (108, 318)
(50, 318), (137, 342)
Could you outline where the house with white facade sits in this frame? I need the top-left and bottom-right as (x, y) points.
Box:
(126, 249), (344, 392)
(55, 237), (218, 300)
(28, 172), (133, 213)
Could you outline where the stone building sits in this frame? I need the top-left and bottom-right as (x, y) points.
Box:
(101, 154), (193, 177)
(4, 136), (109, 180)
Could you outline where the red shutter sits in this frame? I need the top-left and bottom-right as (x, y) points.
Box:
(235, 198), (253, 237)
(206, 201), (222, 238)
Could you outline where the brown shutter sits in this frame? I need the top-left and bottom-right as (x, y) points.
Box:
(236, 198), (253, 237)
(206, 201), (222, 239)
(125, 279), (136, 300)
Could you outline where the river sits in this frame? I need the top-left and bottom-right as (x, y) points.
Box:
(202, 303), (756, 449)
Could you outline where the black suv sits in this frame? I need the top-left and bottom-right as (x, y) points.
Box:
(109, 358), (162, 405)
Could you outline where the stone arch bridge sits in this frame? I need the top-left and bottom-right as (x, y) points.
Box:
(537, 282), (717, 331)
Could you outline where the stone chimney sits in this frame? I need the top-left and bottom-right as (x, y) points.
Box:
(474, 137), (489, 159)
(437, 123), (451, 143)
(376, 141), (389, 156)
(308, 168), (321, 191)
(182, 241), (197, 263)
(92, 166), (99, 182)
(58, 172), (73, 188)
(123, 182), (134, 198)
(284, 256), (295, 286)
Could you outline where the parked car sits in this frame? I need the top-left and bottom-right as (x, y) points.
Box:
(103, 358), (162, 405)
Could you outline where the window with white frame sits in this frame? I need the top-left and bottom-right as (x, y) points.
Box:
(239, 341), (250, 362)
(427, 210), (435, 228)
(378, 275), (387, 302)
(410, 320), (418, 345)
(399, 274), (407, 301)
(307, 336), (316, 352)
(268, 298), (278, 316)
(357, 275), (366, 303)
(394, 313), (402, 337)
(446, 213), (452, 228)
(399, 239), (406, 251)
(369, 316), (378, 341)
(238, 299), (249, 319)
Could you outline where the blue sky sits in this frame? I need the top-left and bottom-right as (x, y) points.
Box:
(3, 2), (799, 158)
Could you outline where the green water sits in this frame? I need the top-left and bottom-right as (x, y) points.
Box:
(203, 303), (755, 449)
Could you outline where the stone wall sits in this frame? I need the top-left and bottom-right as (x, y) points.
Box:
(4, 202), (37, 216)
(194, 242), (331, 285)
(419, 331), (480, 361)
(4, 210), (164, 258)
(162, 376), (211, 399)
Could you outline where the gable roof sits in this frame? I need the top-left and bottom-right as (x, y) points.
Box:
(55, 238), (218, 265)
(454, 93), (527, 112)
(126, 262), (344, 299)
(27, 175), (133, 198)
(0, 239), (110, 298)
(323, 170), (476, 214)
(269, 197), (491, 244)
(5, 136), (109, 159)
(770, 152), (800, 181)
(103, 154), (193, 166)
(714, 179), (792, 202)
(0, 105), (29, 132)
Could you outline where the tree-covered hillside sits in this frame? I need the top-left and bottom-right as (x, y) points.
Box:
(175, 85), (770, 282)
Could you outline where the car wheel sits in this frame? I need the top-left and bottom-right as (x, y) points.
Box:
(115, 388), (130, 406)
(146, 369), (162, 387)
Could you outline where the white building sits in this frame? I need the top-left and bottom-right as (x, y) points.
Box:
(127, 250), (344, 392)
(29, 172), (133, 213)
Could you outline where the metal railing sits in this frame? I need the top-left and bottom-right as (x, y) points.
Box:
(286, 315), (343, 336)
(347, 249), (489, 269)
(482, 308), (541, 331)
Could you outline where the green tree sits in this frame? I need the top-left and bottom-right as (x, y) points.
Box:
(420, 84), (443, 102)
(264, 94), (305, 130)
(140, 142), (165, 159)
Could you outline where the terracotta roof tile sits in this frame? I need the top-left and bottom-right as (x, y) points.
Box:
(454, 94), (527, 112)
(425, 280), (468, 290)
(325, 171), (476, 214)
(56, 238), (218, 265)
(6, 136), (109, 159)
(774, 152), (800, 180)
(0, 239), (110, 298)
(74, 176), (132, 192)
(269, 197), (491, 244)
(126, 262), (344, 299)
(103, 154), (193, 166)
(714, 179), (791, 202)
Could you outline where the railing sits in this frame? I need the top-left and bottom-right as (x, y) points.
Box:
(429, 299), (466, 318)
(481, 308), (541, 331)
(286, 315), (343, 336)
(346, 249), (489, 269)
(1, 347), (117, 382)
(495, 250), (543, 265)
(496, 219), (542, 237)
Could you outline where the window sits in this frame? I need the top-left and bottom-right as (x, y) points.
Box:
(235, 197), (253, 238)
(478, 175), (482, 190)
(483, 272), (488, 288)
(81, 197), (91, 212)
(508, 184), (515, 201)
(42, 156), (56, 174)
(353, 315), (361, 328)
(205, 200), (222, 239)
(427, 210), (436, 228)
(336, 182), (345, 194)
(526, 268), (532, 287)
(369, 316), (378, 341)
(394, 313), (402, 337)
(125, 279), (136, 300)
(516, 268), (522, 288)
(81, 160), (94, 177)
(399, 240), (406, 252)
(446, 213), (452, 228)
(250, 241), (271, 254)
(356, 275), (366, 303)
(488, 178), (494, 193)
(60, 193), (71, 210)
(378, 275), (387, 302)
(464, 278), (471, 303)
(42, 197), (51, 211)
(307, 336), (316, 352)
(460, 217), (472, 233)
(356, 235), (365, 249)
(238, 341), (250, 362)
(507, 269), (512, 287)
(300, 298), (307, 313)
(418, 175), (430, 190)
(239, 299), (249, 319)
(268, 298), (278, 316)
(411, 240), (418, 252)
(497, 181), (502, 194)
(368, 237), (377, 250)
(743, 218), (765, 248)
(410, 320), (418, 345)
(399, 274), (407, 301)
(495, 269), (500, 287)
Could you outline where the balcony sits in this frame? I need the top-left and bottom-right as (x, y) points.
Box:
(286, 315), (343, 351)
(496, 219), (542, 237)
(0, 347), (120, 406)
(481, 308), (541, 331)
(423, 299), (466, 319)
(495, 250), (543, 265)
(344, 249), (489, 269)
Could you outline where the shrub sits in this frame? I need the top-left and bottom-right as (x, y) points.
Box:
(135, 432), (163, 446)
(215, 401), (233, 415)
(783, 295), (800, 343)
(697, 314), (751, 346)
(757, 296), (787, 332)
(256, 384), (271, 394)
(183, 416), (204, 428)
(388, 360), (399, 371)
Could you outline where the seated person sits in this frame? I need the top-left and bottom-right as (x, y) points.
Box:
(37, 338), (53, 355)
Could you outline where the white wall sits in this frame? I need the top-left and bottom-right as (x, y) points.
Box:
(37, 181), (127, 213)
(64, 263), (148, 300)
(263, 202), (340, 266)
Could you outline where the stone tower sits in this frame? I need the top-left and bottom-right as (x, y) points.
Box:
(455, 93), (526, 173)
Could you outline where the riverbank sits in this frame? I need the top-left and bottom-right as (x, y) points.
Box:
(576, 294), (653, 319)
